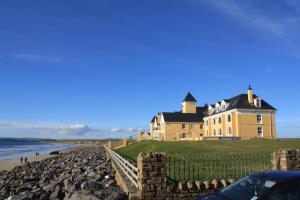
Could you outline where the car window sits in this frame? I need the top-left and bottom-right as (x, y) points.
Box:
(220, 176), (265, 200)
(266, 180), (300, 200)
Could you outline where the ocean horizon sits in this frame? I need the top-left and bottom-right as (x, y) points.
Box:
(0, 138), (73, 160)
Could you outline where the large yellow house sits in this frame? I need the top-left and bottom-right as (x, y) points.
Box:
(150, 86), (276, 141)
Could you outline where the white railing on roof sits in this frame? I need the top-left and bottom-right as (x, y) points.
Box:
(104, 145), (138, 188)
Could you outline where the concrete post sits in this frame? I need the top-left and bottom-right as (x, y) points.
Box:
(137, 152), (168, 200)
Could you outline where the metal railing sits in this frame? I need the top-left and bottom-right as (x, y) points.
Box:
(104, 145), (138, 188)
(167, 152), (272, 181)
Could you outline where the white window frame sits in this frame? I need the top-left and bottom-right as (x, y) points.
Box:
(182, 124), (186, 129)
(213, 129), (216, 136)
(218, 129), (222, 136)
(227, 127), (232, 135)
(258, 127), (263, 137)
(218, 117), (222, 124)
(257, 114), (262, 124)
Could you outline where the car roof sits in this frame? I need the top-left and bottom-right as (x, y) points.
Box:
(250, 171), (300, 181)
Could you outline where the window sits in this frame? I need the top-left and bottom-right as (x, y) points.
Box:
(266, 180), (300, 200)
(181, 133), (187, 138)
(257, 114), (262, 124)
(227, 127), (232, 135)
(200, 124), (203, 129)
(258, 127), (263, 137)
(213, 129), (216, 136)
(182, 124), (186, 129)
(222, 105), (226, 111)
(227, 115), (231, 122)
(219, 129), (222, 136)
(213, 118), (216, 125)
(254, 98), (261, 107)
(219, 117), (222, 124)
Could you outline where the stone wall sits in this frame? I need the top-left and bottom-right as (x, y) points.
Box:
(136, 152), (233, 200)
(272, 149), (300, 170)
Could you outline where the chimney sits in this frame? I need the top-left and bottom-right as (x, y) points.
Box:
(248, 85), (253, 104)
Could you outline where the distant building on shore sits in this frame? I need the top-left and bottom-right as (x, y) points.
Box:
(150, 86), (277, 141)
(137, 131), (151, 142)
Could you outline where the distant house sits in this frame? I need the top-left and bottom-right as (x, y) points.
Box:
(150, 86), (276, 141)
(137, 131), (151, 142)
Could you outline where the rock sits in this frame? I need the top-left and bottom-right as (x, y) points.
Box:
(0, 146), (126, 200)
(8, 191), (33, 200)
(65, 193), (99, 200)
(50, 151), (60, 155)
(87, 172), (98, 179)
(49, 186), (63, 200)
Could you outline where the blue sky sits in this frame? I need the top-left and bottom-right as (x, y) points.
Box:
(0, 0), (299, 139)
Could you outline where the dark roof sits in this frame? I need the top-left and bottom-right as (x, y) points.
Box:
(150, 116), (156, 123)
(207, 94), (276, 116)
(182, 92), (197, 102)
(162, 106), (207, 122)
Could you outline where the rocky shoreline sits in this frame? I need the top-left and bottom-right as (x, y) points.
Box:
(0, 146), (127, 200)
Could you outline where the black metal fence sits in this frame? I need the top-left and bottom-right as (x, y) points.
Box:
(167, 152), (271, 181)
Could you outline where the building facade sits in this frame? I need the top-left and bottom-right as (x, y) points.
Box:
(150, 86), (276, 141)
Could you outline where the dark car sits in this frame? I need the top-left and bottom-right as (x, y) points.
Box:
(198, 171), (300, 200)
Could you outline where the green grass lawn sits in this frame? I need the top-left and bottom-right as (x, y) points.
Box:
(117, 139), (300, 181)
(117, 139), (300, 161)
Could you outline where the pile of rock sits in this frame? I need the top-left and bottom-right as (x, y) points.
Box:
(0, 146), (127, 200)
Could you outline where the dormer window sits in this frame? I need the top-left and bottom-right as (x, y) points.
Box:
(221, 105), (226, 111)
(221, 100), (227, 111)
(254, 97), (261, 108)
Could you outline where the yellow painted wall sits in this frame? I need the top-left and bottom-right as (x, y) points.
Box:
(182, 102), (196, 114)
(163, 122), (204, 141)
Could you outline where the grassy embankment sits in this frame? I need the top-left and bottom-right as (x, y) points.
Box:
(117, 139), (300, 181)
(117, 139), (300, 160)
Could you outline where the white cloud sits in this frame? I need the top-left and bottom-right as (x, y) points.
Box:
(12, 53), (61, 63)
(110, 128), (121, 132)
(202, 0), (300, 37)
(0, 122), (143, 139)
(52, 124), (91, 136)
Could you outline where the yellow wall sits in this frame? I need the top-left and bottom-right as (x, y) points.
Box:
(203, 109), (276, 140)
(163, 122), (204, 141)
(182, 102), (196, 114)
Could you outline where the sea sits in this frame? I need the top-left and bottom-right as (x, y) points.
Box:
(0, 138), (74, 160)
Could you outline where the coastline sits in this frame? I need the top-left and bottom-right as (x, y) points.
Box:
(0, 144), (79, 172)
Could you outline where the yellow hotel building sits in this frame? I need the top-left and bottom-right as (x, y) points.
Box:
(150, 86), (276, 141)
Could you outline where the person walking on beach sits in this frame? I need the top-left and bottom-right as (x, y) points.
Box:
(20, 156), (23, 164)
(24, 157), (28, 163)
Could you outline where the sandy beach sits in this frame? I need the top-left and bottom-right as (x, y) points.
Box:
(0, 145), (79, 172)
(0, 154), (54, 172)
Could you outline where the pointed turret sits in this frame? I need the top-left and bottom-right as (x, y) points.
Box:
(182, 92), (197, 113)
(182, 92), (197, 102)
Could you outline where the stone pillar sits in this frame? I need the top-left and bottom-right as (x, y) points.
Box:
(272, 149), (300, 170)
(137, 152), (168, 200)
(107, 141), (112, 149)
